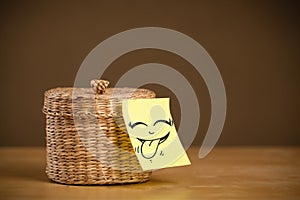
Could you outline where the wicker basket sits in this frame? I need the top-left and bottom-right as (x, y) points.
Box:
(42, 80), (156, 185)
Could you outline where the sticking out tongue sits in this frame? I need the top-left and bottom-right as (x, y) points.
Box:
(137, 132), (170, 159)
(140, 139), (161, 159)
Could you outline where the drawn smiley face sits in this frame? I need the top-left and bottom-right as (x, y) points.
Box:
(123, 99), (175, 160)
(129, 116), (173, 159)
(122, 98), (191, 170)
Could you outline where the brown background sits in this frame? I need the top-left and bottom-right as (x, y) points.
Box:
(1, 0), (299, 146)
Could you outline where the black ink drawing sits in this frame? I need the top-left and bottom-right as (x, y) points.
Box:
(130, 118), (173, 160)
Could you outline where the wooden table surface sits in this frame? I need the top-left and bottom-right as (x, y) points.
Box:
(0, 146), (299, 200)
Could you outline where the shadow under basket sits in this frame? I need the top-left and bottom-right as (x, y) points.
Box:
(42, 87), (155, 185)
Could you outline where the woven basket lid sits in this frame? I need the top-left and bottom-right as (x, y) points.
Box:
(43, 86), (155, 118)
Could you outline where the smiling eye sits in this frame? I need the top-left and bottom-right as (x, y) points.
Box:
(128, 121), (148, 129)
(153, 118), (173, 126)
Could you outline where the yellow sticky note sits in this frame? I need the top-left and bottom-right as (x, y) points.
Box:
(122, 98), (191, 171)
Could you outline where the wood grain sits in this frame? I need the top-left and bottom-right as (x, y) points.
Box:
(0, 147), (299, 200)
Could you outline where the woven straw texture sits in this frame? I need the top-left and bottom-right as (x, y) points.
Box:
(43, 86), (155, 185)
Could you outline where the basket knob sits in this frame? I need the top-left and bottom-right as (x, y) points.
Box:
(90, 79), (109, 94)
